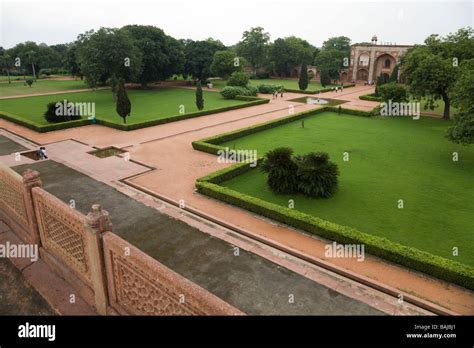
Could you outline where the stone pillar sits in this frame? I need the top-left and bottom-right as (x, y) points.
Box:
(22, 169), (42, 244)
(352, 48), (359, 81)
(368, 50), (377, 82)
(84, 204), (112, 315)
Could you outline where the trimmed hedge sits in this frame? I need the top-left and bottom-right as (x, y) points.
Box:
(195, 164), (474, 290)
(0, 96), (269, 132)
(359, 93), (382, 102)
(284, 83), (356, 95)
(193, 107), (474, 289)
(0, 112), (90, 133)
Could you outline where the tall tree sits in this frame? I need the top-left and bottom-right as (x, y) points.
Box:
(196, 81), (204, 110)
(0, 53), (13, 83)
(76, 28), (143, 88)
(401, 48), (456, 120)
(183, 39), (226, 81)
(269, 37), (316, 77)
(401, 27), (474, 120)
(121, 25), (185, 87)
(314, 49), (342, 80)
(236, 27), (270, 74)
(116, 79), (131, 124)
(210, 50), (244, 79)
(65, 44), (82, 78)
(298, 63), (308, 90)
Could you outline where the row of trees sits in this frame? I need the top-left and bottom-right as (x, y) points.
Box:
(1, 25), (352, 88)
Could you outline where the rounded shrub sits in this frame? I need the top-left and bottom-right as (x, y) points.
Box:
(295, 152), (339, 198)
(260, 147), (299, 194)
(257, 84), (283, 94)
(227, 71), (250, 87)
(44, 100), (82, 123)
(220, 86), (247, 99)
(246, 85), (258, 96)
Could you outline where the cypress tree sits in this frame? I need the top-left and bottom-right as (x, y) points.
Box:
(389, 64), (399, 83)
(196, 81), (204, 110)
(298, 63), (308, 91)
(116, 79), (131, 124)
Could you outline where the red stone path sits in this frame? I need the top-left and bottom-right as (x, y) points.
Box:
(1, 85), (473, 315)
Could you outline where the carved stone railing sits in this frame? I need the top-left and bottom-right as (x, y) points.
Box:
(103, 232), (243, 315)
(0, 164), (41, 244)
(0, 164), (243, 316)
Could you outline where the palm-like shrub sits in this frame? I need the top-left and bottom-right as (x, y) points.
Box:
(295, 152), (339, 198)
(260, 147), (298, 194)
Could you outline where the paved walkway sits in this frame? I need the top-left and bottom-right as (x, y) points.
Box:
(1, 85), (473, 315)
(0, 252), (54, 315)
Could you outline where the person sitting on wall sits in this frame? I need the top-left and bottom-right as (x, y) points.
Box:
(37, 147), (48, 160)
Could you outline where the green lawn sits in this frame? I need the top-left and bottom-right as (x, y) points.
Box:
(0, 87), (249, 126)
(0, 79), (89, 97)
(210, 78), (337, 92)
(217, 112), (474, 266)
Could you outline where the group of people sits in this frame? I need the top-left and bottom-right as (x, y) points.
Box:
(272, 89), (284, 99)
(334, 86), (344, 93)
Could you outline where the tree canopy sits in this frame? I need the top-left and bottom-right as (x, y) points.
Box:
(236, 27), (270, 73)
(183, 38), (226, 81)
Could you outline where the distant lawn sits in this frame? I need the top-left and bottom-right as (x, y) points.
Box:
(0, 87), (251, 126)
(210, 78), (338, 92)
(413, 97), (459, 117)
(0, 79), (89, 97)
(216, 112), (474, 266)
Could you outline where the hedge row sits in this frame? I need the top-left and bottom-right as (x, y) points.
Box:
(0, 112), (91, 133)
(191, 106), (375, 155)
(359, 93), (383, 102)
(195, 165), (474, 290)
(0, 96), (269, 132)
(284, 84), (356, 95)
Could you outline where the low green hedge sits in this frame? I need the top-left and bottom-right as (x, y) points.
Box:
(359, 93), (382, 102)
(0, 112), (91, 132)
(0, 96), (269, 132)
(195, 164), (474, 290)
(284, 84), (356, 95)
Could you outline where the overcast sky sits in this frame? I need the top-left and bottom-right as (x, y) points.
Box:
(1, 0), (472, 49)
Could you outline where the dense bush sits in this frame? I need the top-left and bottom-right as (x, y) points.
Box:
(257, 83), (283, 94)
(44, 100), (82, 123)
(260, 147), (299, 194)
(220, 85), (257, 99)
(227, 71), (250, 87)
(378, 82), (408, 103)
(246, 85), (259, 96)
(295, 152), (339, 198)
(25, 79), (34, 87)
(39, 68), (51, 76)
(446, 110), (474, 145)
(221, 86), (248, 99)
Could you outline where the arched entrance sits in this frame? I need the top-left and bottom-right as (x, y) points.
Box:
(356, 69), (369, 81)
(374, 54), (396, 79)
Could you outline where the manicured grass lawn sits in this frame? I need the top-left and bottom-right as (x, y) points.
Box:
(413, 97), (458, 116)
(0, 87), (249, 126)
(210, 78), (337, 92)
(0, 79), (89, 97)
(218, 112), (474, 266)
